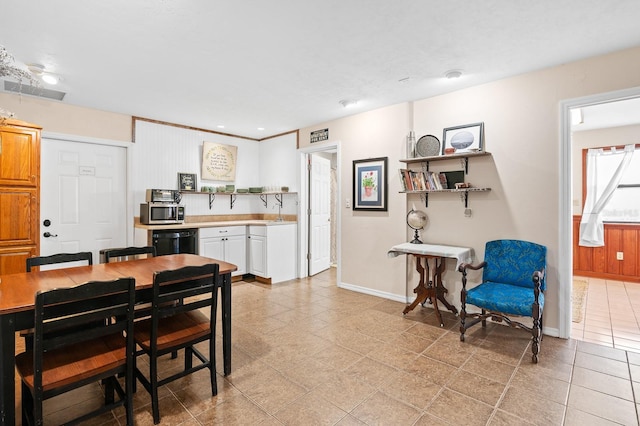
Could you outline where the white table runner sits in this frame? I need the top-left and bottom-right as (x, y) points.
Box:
(388, 242), (474, 269)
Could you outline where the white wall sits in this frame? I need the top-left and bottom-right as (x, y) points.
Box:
(132, 120), (298, 216)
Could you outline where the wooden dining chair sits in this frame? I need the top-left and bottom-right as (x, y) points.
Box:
(102, 245), (182, 358)
(102, 246), (156, 263)
(15, 277), (136, 425)
(133, 263), (219, 424)
(23, 251), (95, 349)
(26, 251), (93, 272)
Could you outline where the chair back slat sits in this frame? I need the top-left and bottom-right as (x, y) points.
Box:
(103, 246), (156, 263)
(35, 278), (136, 353)
(26, 252), (93, 272)
(482, 239), (547, 290)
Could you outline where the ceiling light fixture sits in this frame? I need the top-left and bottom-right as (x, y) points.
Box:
(217, 125), (225, 129)
(41, 74), (59, 85)
(257, 127), (265, 131)
(339, 99), (358, 108)
(444, 69), (463, 79)
(27, 64), (60, 85)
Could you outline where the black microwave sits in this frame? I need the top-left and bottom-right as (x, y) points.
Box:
(140, 203), (185, 225)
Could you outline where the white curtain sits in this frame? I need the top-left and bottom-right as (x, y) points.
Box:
(579, 144), (635, 247)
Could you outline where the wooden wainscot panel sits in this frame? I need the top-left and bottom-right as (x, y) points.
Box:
(573, 216), (640, 283)
(622, 228), (638, 277)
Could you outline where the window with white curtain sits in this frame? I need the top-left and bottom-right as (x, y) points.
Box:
(588, 146), (640, 223)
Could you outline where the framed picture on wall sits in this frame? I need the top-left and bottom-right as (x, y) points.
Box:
(442, 122), (484, 154)
(178, 172), (197, 191)
(353, 157), (388, 211)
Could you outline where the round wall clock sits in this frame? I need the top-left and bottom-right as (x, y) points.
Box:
(415, 135), (440, 157)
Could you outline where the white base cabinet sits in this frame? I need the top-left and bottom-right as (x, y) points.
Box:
(199, 226), (246, 276)
(248, 224), (296, 283)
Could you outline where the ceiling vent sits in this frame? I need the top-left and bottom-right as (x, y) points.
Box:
(3, 80), (66, 101)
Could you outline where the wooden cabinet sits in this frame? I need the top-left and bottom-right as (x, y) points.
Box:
(0, 119), (41, 274)
(248, 224), (296, 284)
(198, 226), (246, 276)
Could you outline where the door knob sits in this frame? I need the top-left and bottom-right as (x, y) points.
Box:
(43, 232), (58, 238)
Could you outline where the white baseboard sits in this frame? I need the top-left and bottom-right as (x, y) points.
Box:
(337, 281), (406, 303)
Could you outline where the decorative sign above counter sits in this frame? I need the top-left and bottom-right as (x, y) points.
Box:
(202, 142), (237, 181)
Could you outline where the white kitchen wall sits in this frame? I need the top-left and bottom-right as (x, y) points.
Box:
(132, 120), (298, 217)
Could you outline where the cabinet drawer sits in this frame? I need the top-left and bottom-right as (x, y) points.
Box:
(249, 225), (267, 237)
(199, 226), (245, 238)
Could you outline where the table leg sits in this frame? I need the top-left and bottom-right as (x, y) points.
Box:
(403, 255), (457, 327)
(0, 315), (16, 425)
(424, 258), (444, 326)
(221, 272), (232, 376)
(403, 256), (430, 314)
(433, 258), (459, 316)
(403, 257), (444, 326)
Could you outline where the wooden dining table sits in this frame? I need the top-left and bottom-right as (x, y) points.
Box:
(0, 253), (237, 426)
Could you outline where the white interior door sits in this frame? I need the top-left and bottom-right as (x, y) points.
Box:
(40, 138), (127, 265)
(309, 153), (331, 275)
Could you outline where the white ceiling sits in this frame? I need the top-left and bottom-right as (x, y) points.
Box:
(2, 1), (640, 139)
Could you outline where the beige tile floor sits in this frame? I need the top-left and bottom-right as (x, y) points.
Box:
(572, 276), (640, 353)
(15, 269), (640, 425)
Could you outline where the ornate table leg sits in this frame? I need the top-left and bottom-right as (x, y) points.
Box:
(403, 256), (443, 326)
(403, 256), (429, 314)
(433, 257), (458, 316)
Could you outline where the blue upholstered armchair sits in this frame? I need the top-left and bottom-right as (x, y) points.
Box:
(458, 239), (547, 363)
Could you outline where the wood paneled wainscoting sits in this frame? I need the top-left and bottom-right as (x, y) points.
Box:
(573, 215), (640, 283)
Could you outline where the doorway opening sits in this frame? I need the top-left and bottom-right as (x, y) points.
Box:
(298, 142), (340, 281)
(561, 88), (640, 346)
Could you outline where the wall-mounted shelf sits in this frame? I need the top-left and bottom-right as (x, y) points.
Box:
(401, 188), (491, 208)
(181, 191), (297, 210)
(400, 151), (491, 174)
(399, 151), (492, 208)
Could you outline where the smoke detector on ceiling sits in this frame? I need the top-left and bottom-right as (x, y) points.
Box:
(444, 69), (463, 79)
(339, 99), (358, 108)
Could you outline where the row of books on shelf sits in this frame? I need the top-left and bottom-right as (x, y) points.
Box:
(399, 169), (452, 191)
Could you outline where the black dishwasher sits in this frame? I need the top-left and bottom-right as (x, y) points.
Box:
(152, 229), (198, 256)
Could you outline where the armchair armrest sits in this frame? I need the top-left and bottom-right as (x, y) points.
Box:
(532, 268), (545, 302)
(458, 261), (487, 273)
(532, 269), (545, 286)
(458, 261), (487, 290)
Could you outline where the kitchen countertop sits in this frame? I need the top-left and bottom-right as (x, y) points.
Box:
(134, 219), (297, 230)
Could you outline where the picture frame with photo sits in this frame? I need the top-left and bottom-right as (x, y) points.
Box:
(442, 122), (484, 154)
(178, 172), (197, 191)
(353, 157), (388, 211)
